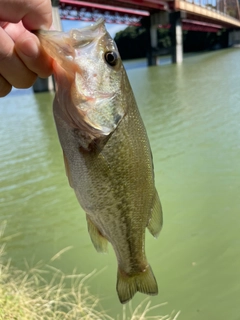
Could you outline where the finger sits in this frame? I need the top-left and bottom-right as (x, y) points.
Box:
(0, 0), (52, 30)
(0, 74), (12, 97)
(0, 28), (37, 88)
(3, 21), (26, 41)
(15, 31), (54, 78)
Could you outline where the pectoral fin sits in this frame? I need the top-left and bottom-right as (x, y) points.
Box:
(86, 216), (108, 253)
(147, 190), (163, 238)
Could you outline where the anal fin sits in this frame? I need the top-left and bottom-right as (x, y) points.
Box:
(117, 265), (158, 304)
(147, 189), (163, 238)
(86, 215), (108, 253)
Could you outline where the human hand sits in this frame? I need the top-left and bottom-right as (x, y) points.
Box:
(0, 0), (54, 97)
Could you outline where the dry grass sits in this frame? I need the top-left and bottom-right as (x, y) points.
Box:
(0, 222), (180, 320)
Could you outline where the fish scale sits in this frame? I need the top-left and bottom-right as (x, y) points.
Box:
(37, 19), (163, 304)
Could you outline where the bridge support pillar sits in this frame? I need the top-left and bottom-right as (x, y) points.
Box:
(149, 25), (158, 66)
(33, 0), (62, 93)
(170, 12), (183, 64)
(143, 12), (169, 66)
(228, 29), (240, 46)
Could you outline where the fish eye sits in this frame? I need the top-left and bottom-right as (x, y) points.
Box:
(105, 51), (118, 66)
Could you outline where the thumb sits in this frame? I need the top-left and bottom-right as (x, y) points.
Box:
(15, 32), (54, 78)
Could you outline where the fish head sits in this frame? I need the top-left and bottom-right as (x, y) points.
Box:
(37, 19), (130, 144)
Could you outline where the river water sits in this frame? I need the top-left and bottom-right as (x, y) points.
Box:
(0, 48), (240, 319)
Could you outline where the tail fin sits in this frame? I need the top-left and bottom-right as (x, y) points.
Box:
(117, 265), (158, 304)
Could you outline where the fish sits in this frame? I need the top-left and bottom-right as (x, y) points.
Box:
(36, 19), (163, 304)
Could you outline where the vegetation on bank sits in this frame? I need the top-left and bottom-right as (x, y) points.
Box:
(0, 222), (180, 320)
(114, 27), (171, 60)
(114, 26), (228, 60)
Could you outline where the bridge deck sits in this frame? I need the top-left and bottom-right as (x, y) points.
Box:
(59, 0), (240, 28)
(175, 0), (240, 27)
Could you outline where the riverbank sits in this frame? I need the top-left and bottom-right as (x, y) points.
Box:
(0, 223), (179, 320)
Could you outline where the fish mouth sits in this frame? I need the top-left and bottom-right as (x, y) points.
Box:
(35, 19), (107, 77)
(74, 18), (105, 33)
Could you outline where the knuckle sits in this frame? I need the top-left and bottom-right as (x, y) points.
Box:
(0, 43), (12, 64)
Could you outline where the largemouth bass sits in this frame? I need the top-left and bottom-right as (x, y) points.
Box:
(37, 19), (163, 304)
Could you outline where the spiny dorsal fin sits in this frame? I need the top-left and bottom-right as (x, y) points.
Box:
(117, 265), (158, 304)
(147, 190), (163, 238)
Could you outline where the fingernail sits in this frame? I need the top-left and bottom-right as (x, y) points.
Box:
(18, 37), (39, 58)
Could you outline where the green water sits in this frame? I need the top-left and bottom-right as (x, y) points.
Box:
(1, 48), (240, 319)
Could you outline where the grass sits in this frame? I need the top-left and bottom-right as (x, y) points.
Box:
(0, 222), (180, 320)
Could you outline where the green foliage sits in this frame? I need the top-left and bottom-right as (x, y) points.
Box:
(115, 26), (148, 59)
(183, 30), (228, 52)
(157, 29), (172, 49)
(114, 26), (171, 60)
(115, 25), (228, 60)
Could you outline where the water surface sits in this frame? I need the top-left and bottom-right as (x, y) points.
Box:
(1, 48), (240, 319)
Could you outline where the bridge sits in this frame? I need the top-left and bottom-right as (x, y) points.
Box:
(51, 0), (240, 64)
(33, 0), (240, 91)
(58, 0), (240, 28)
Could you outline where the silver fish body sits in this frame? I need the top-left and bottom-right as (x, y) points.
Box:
(37, 19), (163, 304)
